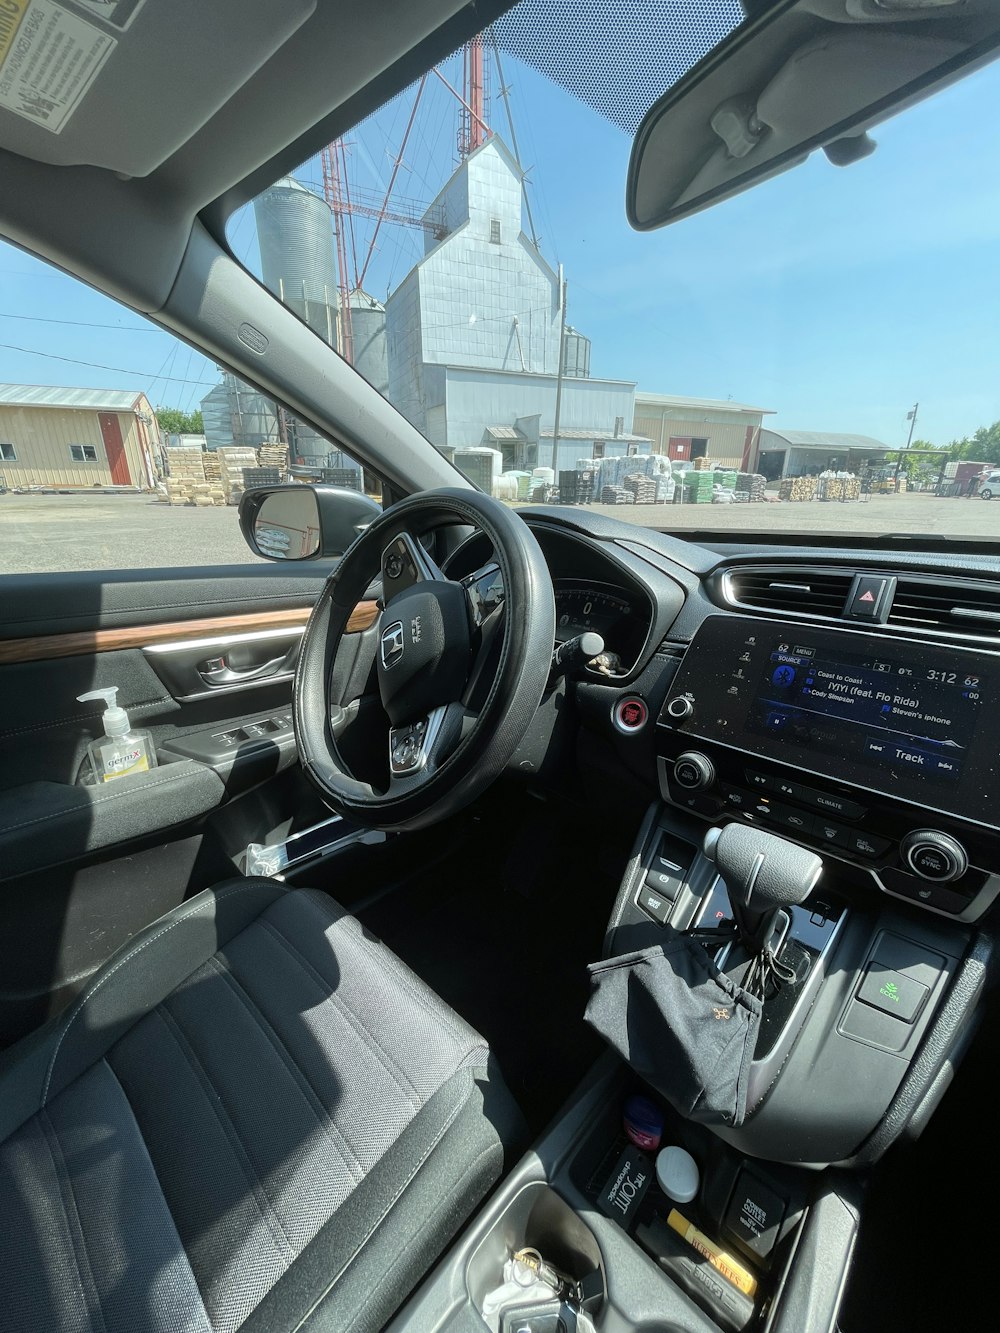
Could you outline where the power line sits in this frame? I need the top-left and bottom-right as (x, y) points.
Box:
(0, 342), (216, 385)
(0, 309), (159, 332)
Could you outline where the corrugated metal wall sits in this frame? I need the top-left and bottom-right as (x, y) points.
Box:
(634, 403), (762, 470)
(0, 404), (149, 487)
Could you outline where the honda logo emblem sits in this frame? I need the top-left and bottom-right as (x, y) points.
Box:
(380, 620), (404, 670)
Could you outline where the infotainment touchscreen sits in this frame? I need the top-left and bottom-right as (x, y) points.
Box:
(663, 615), (998, 826)
(748, 640), (981, 786)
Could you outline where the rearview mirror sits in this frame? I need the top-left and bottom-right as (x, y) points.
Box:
(239, 484), (381, 560)
(628, 0), (1000, 230)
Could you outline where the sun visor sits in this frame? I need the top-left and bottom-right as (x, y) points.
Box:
(0, 0), (316, 176)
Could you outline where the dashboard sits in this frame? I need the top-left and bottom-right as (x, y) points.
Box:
(448, 505), (1000, 927)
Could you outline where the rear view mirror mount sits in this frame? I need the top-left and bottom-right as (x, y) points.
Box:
(628, 0), (1000, 230)
(238, 484), (381, 561)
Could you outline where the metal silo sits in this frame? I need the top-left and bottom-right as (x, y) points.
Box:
(561, 326), (592, 379)
(254, 177), (339, 349)
(348, 289), (388, 395)
(225, 373), (279, 447)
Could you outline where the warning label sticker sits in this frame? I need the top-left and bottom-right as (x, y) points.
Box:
(0, 0), (115, 134)
(65, 0), (144, 32)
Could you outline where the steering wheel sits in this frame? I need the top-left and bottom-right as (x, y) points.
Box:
(293, 488), (556, 830)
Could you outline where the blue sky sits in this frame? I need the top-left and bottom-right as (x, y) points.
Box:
(1, 41), (998, 450)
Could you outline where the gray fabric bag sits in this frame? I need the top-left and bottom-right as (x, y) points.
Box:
(585, 931), (763, 1127)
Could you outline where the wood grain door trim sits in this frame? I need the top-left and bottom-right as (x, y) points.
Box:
(0, 601), (379, 665)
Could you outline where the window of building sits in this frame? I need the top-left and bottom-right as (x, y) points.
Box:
(0, 442), (16, 461)
(489, 219), (501, 244)
(593, 441), (605, 459)
(69, 444), (99, 462)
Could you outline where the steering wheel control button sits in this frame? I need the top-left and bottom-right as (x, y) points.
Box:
(900, 830), (968, 882)
(844, 572), (897, 623)
(723, 1170), (787, 1260)
(613, 696), (649, 734)
(673, 752), (715, 791)
(665, 695), (694, 721)
(389, 715), (436, 775)
(857, 964), (929, 1025)
(637, 884), (674, 924)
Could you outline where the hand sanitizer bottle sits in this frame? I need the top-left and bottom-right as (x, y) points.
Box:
(77, 687), (158, 784)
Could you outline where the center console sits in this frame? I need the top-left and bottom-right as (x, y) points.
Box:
(390, 607), (997, 1333)
(656, 614), (1000, 923)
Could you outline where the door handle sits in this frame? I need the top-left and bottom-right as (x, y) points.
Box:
(198, 654), (289, 685)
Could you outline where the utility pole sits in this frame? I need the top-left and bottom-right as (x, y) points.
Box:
(893, 402), (918, 490)
(550, 272), (567, 479)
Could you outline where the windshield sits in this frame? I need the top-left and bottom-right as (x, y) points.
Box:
(225, 0), (1000, 545)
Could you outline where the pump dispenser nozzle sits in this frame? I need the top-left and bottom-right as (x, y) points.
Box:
(77, 687), (130, 738)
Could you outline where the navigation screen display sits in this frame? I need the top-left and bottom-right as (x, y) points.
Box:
(748, 640), (983, 785)
(663, 615), (998, 826)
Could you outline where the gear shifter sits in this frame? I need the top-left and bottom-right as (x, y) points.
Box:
(703, 823), (822, 956)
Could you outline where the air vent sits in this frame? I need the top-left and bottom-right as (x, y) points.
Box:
(724, 566), (853, 618)
(888, 576), (1000, 643)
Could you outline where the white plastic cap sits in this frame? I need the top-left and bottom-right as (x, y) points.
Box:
(77, 687), (130, 738)
(655, 1146), (700, 1204)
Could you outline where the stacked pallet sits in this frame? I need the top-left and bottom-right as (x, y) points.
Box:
(217, 447), (259, 505)
(816, 474), (862, 502)
(559, 470), (594, 504)
(779, 476), (817, 502)
(203, 452), (222, 484)
(165, 446), (206, 505)
(692, 455), (712, 471)
(624, 473), (657, 504)
(600, 485), (630, 505)
(257, 443), (289, 475)
(735, 472), (768, 503)
(684, 471), (716, 504)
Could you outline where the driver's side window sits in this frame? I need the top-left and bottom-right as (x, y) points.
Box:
(0, 240), (376, 576)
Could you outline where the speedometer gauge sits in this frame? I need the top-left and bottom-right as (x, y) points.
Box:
(552, 579), (651, 676)
(555, 585), (633, 641)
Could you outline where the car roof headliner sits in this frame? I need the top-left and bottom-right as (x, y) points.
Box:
(0, 0), (515, 310)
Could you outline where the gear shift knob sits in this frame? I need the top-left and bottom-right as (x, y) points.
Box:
(704, 823), (822, 951)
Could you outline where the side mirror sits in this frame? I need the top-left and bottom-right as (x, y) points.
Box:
(238, 484), (381, 561)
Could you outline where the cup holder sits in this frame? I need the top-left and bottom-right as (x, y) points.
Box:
(466, 1181), (605, 1320)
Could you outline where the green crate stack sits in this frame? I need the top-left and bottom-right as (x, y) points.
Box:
(685, 470), (716, 504)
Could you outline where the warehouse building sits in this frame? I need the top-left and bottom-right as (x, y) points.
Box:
(0, 385), (158, 489)
(633, 392), (774, 469)
(756, 428), (891, 480)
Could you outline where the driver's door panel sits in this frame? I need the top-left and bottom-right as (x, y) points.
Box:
(0, 563), (347, 1044)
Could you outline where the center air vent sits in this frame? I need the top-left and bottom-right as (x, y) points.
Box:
(888, 576), (1000, 643)
(724, 566), (853, 619)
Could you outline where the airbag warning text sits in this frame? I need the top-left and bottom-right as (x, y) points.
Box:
(0, 0), (115, 133)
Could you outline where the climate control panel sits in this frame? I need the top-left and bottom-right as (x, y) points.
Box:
(655, 736), (998, 923)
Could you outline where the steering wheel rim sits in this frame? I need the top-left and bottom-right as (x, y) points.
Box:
(293, 487), (556, 831)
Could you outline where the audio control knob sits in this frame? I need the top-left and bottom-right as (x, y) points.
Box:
(674, 751), (716, 792)
(899, 830), (968, 883)
(666, 695), (694, 722)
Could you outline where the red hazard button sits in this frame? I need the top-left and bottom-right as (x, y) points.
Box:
(614, 697), (648, 733)
(846, 574), (895, 622)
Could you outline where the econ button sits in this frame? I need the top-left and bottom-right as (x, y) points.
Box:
(613, 696), (648, 734)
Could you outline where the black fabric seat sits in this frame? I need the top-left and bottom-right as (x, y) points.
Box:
(0, 878), (522, 1332)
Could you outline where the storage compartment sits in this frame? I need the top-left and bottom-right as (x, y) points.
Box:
(467, 1182), (605, 1322)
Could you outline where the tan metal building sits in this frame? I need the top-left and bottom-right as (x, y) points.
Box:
(0, 385), (158, 490)
(634, 392), (774, 470)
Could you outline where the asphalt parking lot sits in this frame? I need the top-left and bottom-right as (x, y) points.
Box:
(0, 489), (995, 574)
